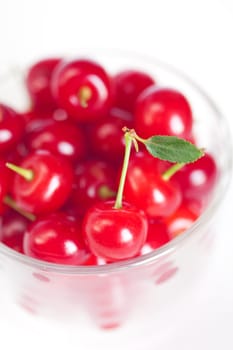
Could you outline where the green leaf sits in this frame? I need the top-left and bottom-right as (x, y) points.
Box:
(144, 136), (204, 163)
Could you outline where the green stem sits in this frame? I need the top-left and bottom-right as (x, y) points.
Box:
(98, 185), (116, 200)
(114, 132), (133, 209)
(162, 163), (185, 181)
(4, 195), (36, 221)
(6, 162), (34, 181)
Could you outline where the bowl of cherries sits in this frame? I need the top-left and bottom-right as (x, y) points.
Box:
(0, 51), (231, 335)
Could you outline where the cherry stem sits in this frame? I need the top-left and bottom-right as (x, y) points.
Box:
(78, 86), (92, 108)
(98, 185), (116, 200)
(162, 162), (185, 181)
(114, 131), (133, 209)
(4, 195), (36, 221)
(6, 162), (34, 181)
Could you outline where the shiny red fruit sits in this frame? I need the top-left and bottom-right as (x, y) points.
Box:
(82, 201), (148, 262)
(25, 119), (86, 163)
(165, 203), (198, 238)
(171, 153), (218, 205)
(123, 152), (182, 218)
(71, 160), (117, 217)
(88, 108), (133, 163)
(51, 59), (113, 122)
(135, 87), (193, 139)
(113, 70), (155, 112)
(0, 159), (12, 214)
(82, 254), (108, 266)
(26, 58), (61, 111)
(23, 212), (88, 264)
(1, 211), (29, 253)
(10, 151), (74, 214)
(140, 219), (170, 255)
(0, 104), (24, 153)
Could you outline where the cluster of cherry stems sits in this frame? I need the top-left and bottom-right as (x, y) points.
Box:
(0, 57), (217, 265)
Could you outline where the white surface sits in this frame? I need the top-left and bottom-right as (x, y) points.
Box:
(0, 0), (233, 349)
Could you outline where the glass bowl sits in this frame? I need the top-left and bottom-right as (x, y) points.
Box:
(0, 50), (232, 348)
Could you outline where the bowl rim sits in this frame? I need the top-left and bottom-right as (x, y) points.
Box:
(0, 49), (232, 275)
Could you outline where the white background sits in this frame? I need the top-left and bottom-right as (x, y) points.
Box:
(0, 0), (233, 349)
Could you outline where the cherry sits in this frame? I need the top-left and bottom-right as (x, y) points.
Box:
(71, 159), (117, 217)
(0, 159), (11, 214)
(82, 253), (108, 266)
(171, 153), (218, 206)
(22, 108), (69, 130)
(7, 150), (74, 214)
(0, 104), (25, 153)
(165, 203), (198, 238)
(51, 59), (113, 122)
(25, 118), (87, 163)
(82, 201), (148, 261)
(23, 212), (89, 264)
(82, 129), (149, 262)
(26, 58), (61, 111)
(123, 151), (182, 218)
(88, 108), (133, 163)
(1, 210), (29, 253)
(135, 87), (193, 139)
(140, 219), (171, 255)
(4, 143), (28, 164)
(113, 69), (155, 113)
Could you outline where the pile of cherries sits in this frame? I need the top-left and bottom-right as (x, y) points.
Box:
(0, 56), (217, 266)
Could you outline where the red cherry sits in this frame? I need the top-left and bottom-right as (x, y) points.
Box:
(0, 159), (12, 214)
(140, 219), (170, 255)
(82, 201), (148, 261)
(113, 70), (155, 112)
(165, 203), (198, 238)
(26, 58), (61, 111)
(23, 212), (88, 264)
(25, 119), (86, 163)
(22, 108), (69, 129)
(171, 153), (218, 206)
(51, 59), (113, 122)
(0, 104), (25, 153)
(1, 210), (29, 253)
(135, 87), (193, 139)
(71, 159), (117, 217)
(88, 108), (133, 163)
(8, 150), (74, 214)
(82, 253), (108, 266)
(123, 152), (182, 218)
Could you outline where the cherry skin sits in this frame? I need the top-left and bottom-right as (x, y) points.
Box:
(26, 58), (61, 111)
(123, 152), (182, 218)
(113, 69), (155, 113)
(0, 159), (12, 214)
(165, 203), (198, 238)
(0, 104), (25, 153)
(171, 153), (218, 205)
(51, 59), (113, 122)
(71, 159), (117, 217)
(88, 108), (133, 163)
(22, 108), (69, 130)
(1, 210), (29, 253)
(135, 87), (193, 139)
(25, 118), (87, 163)
(140, 219), (171, 255)
(9, 150), (74, 215)
(23, 212), (89, 264)
(82, 201), (148, 262)
(81, 254), (108, 266)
